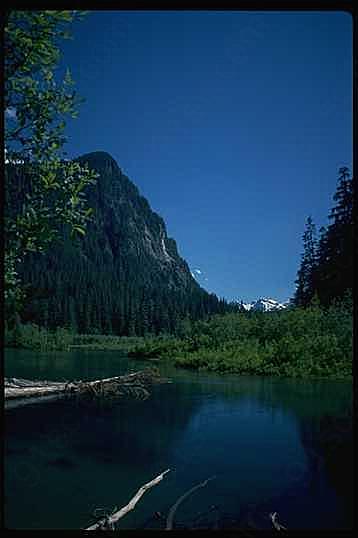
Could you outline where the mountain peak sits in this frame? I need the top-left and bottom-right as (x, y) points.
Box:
(79, 150), (117, 162)
(77, 151), (121, 174)
(241, 297), (288, 312)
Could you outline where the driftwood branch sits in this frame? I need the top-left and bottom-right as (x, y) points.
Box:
(166, 476), (216, 530)
(86, 469), (171, 530)
(269, 512), (287, 531)
(5, 368), (164, 409)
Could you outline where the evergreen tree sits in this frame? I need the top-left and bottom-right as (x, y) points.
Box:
(294, 216), (318, 306)
(315, 167), (353, 305)
(294, 167), (353, 307)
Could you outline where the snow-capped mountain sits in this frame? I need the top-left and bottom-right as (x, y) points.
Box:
(241, 298), (289, 312)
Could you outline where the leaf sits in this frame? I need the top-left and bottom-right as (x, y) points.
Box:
(73, 225), (86, 236)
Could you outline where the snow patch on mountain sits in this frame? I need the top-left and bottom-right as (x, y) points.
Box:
(241, 298), (289, 312)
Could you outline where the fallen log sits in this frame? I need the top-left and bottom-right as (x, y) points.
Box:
(5, 367), (165, 409)
(86, 469), (171, 530)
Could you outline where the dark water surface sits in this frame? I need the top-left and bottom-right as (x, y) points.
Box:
(5, 349), (353, 530)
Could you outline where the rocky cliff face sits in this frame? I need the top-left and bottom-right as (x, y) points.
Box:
(83, 152), (195, 290)
(18, 152), (221, 334)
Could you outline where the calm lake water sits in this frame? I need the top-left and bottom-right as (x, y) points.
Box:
(5, 348), (353, 530)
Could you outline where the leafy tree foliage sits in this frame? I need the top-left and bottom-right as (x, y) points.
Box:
(4, 10), (97, 324)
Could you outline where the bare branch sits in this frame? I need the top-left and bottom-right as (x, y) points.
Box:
(86, 469), (171, 530)
(166, 476), (216, 530)
(269, 512), (287, 531)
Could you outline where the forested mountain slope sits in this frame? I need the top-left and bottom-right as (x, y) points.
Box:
(10, 152), (226, 335)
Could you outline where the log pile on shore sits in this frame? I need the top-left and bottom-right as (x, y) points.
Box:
(5, 367), (165, 409)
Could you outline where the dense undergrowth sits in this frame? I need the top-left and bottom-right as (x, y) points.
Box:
(128, 294), (353, 379)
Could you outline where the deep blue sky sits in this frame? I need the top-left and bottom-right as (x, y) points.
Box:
(59, 10), (352, 303)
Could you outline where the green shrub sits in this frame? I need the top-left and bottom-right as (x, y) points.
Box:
(130, 299), (352, 379)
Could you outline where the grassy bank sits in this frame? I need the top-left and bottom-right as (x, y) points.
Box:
(128, 297), (352, 379)
(4, 324), (144, 352)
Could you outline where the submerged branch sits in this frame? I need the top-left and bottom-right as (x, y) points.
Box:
(86, 469), (171, 530)
(166, 476), (216, 530)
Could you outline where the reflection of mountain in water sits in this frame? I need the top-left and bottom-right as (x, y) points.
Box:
(5, 382), (200, 470)
(5, 382), (203, 529)
(72, 383), (201, 467)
